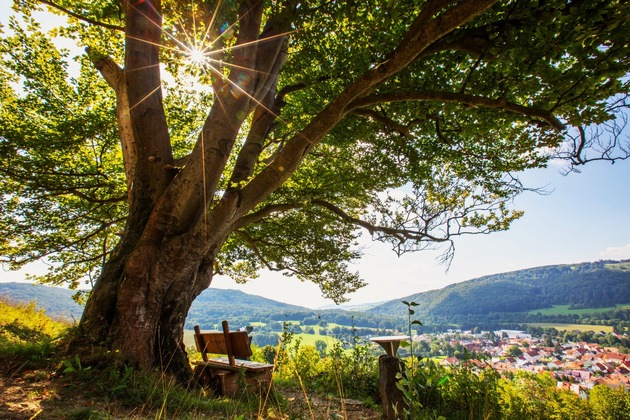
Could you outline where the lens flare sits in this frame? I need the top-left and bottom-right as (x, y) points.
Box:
(186, 47), (208, 67)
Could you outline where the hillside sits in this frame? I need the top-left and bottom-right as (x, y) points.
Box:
(0, 283), (310, 326)
(368, 260), (630, 319)
(0, 283), (83, 320)
(3, 260), (630, 330)
(0, 282), (400, 330)
(185, 288), (400, 330)
(185, 288), (309, 328)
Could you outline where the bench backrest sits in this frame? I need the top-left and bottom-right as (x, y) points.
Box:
(194, 320), (252, 366)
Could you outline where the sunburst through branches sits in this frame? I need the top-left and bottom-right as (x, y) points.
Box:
(127, 0), (295, 121)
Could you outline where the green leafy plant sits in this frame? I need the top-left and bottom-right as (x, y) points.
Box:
(401, 300), (423, 371)
(61, 354), (91, 374)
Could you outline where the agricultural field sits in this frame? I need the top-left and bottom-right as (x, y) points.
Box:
(526, 304), (630, 316)
(525, 323), (614, 333)
(287, 333), (341, 348)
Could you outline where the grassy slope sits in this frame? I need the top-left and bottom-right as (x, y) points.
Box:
(0, 297), (69, 343)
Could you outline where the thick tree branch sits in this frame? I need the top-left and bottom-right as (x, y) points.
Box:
(88, 49), (123, 93)
(351, 108), (414, 139)
(236, 0), (500, 220)
(348, 91), (566, 131)
(232, 203), (304, 230)
(156, 0), (268, 238)
(88, 49), (137, 196)
(122, 0), (174, 218)
(227, 4), (297, 187)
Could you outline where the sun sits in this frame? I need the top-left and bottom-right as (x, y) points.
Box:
(185, 46), (209, 67)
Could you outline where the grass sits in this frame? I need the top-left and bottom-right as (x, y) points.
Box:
(526, 304), (630, 316)
(0, 296), (71, 371)
(525, 323), (614, 333)
(1, 298), (376, 419)
(289, 332), (340, 347)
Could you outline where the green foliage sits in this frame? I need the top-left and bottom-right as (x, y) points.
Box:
(589, 385), (630, 420)
(61, 354), (91, 374)
(397, 357), (501, 419)
(497, 372), (590, 420)
(397, 360), (602, 420)
(506, 345), (523, 358)
(272, 321), (379, 402)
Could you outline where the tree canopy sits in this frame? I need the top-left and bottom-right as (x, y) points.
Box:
(1, 0), (628, 302)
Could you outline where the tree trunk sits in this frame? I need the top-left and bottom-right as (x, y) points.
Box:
(72, 223), (220, 382)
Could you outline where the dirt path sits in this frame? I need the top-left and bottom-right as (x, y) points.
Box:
(1, 369), (383, 419)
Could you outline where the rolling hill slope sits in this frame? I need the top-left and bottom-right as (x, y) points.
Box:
(3, 260), (629, 329)
(367, 260), (630, 319)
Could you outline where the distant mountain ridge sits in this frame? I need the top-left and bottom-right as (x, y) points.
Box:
(2, 260), (629, 328)
(367, 260), (630, 319)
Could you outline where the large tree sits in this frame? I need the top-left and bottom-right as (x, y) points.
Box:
(1, 0), (628, 378)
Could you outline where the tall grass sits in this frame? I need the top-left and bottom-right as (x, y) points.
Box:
(0, 296), (70, 372)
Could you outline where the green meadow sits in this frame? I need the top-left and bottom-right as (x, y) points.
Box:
(526, 304), (630, 316)
(525, 323), (614, 333)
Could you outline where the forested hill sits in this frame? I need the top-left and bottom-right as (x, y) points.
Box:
(0, 282), (83, 320)
(185, 288), (401, 330)
(0, 283), (310, 326)
(3, 260), (630, 329)
(0, 283), (400, 330)
(185, 288), (307, 328)
(368, 260), (630, 318)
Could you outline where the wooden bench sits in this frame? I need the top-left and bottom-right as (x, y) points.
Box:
(192, 320), (274, 396)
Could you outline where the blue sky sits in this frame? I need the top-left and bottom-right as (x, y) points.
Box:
(1, 1), (629, 309)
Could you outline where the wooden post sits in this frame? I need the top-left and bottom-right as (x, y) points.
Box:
(194, 325), (208, 362)
(378, 355), (408, 420)
(221, 320), (236, 367)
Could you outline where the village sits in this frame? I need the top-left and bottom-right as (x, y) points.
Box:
(414, 329), (630, 398)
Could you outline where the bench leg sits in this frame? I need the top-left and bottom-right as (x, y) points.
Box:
(193, 366), (274, 397)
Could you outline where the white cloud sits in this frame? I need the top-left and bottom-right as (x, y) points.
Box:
(600, 242), (630, 260)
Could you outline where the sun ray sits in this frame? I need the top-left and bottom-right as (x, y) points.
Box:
(205, 58), (272, 77)
(125, 63), (162, 73)
(204, 0), (224, 50)
(129, 84), (162, 111)
(213, 30), (298, 55)
(203, 62), (289, 128)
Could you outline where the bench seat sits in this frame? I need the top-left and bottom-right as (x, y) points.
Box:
(195, 357), (274, 372)
(193, 321), (274, 396)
